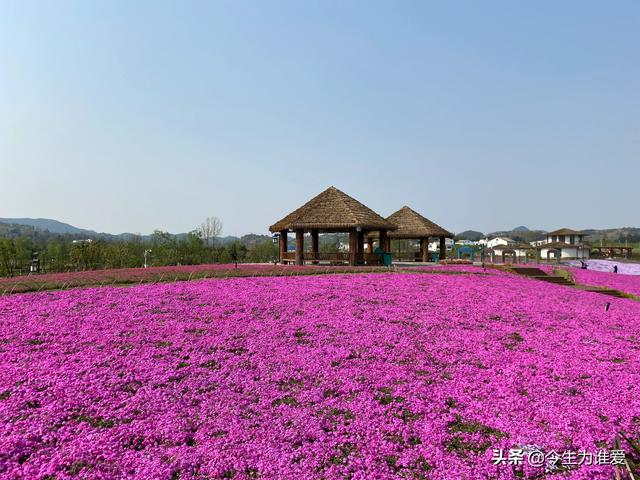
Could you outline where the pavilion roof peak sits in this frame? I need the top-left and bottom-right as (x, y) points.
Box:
(269, 187), (397, 232)
(384, 206), (453, 239)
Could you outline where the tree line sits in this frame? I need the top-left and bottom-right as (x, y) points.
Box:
(0, 217), (278, 277)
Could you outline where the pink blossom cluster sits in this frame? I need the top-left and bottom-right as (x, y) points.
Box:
(1, 272), (639, 479)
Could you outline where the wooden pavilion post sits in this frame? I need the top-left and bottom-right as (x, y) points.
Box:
(420, 237), (429, 262)
(379, 229), (388, 253)
(439, 236), (447, 260)
(356, 229), (364, 264)
(295, 229), (304, 265)
(348, 229), (358, 266)
(311, 229), (319, 264)
(279, 230), (288, 263)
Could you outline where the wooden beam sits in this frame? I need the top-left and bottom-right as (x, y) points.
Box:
(439, 236), (446, 260)
(279, 230), (287, 263)
(357, 229), (364, 263)
(295, 229), (304, 266)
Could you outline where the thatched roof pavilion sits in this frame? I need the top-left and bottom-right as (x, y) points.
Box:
(386, 206), (453, 239)
(367, 206), (454, 262)
(269, 186), (397, 266)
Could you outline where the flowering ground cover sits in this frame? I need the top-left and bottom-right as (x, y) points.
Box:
(0, 264), (388, 295)
(563, 267), (640, 298)
(403, 264), (489, 274)
(1, 272), (640, 479)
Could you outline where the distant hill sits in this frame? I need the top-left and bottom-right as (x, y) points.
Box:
(0, 221), (41, 239)
(0, 218), (97, 236)
(455, 230), (484, 241)
(582, 227), (640, 243)
(0, 218), (275, 248)
(0, 217), (168, 241)
(488, 228), (546, 243)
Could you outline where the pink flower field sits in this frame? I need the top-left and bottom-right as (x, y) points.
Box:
(1, 272), (640, 479)
(566, 267), (640, 298)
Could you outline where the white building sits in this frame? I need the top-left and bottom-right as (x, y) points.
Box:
(486, 237), (515, 249)
(428, 238), (454, 252)
(72, 239), (93, 245)
(539, 228), (589, 260)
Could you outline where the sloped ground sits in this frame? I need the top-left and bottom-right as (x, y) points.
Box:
(566, 267), (640, 298)
(0, 264), (388, 295)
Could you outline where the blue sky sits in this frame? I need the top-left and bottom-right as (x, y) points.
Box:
(1, 1), (638, 236)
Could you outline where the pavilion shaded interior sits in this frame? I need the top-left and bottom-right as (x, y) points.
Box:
(366, 206), (454, 262)
(269, 187), (397, 266)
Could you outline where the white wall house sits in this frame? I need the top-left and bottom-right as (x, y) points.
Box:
(539, 228), (589, 260)
(486, 237), (515, 249)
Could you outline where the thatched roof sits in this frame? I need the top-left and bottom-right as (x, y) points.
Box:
(269, 186), (397, 232)
(367, 206), (453, 239)
(547, 228), (584, 236)
(387, 206), (453, 238)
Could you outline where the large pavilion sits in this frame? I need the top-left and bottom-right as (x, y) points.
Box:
(366, 206), (454, 262)
(269, 187), (397, 266)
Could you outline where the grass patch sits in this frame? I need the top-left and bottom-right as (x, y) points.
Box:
(272, 396), (300, 407)
(75, 414), (115, 429)
(445, 415), (508, 455)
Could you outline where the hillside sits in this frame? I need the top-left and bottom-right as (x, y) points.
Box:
(455, 230), (484, 241)
(0, 218), (97, 235)
(0, 218), (276, 248)
(487, 228), (546, 243)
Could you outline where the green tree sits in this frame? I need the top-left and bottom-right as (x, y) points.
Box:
(0, 239), (17, 276)
(247, 239), (278, 263)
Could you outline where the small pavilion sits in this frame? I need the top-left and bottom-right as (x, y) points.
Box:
(366, 206), (454, 262)
(269, 187), (397, 266)
(591, 245), (634, 258)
